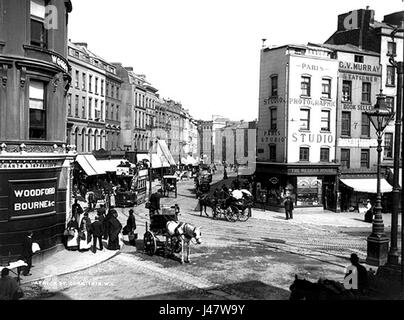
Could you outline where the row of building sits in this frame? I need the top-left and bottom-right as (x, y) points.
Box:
(256, 8), (404, 212)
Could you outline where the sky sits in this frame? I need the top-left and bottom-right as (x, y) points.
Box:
(68, 0), (404, 121)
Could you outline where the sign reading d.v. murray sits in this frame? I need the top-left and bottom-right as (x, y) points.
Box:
(9, 178), (57, 217)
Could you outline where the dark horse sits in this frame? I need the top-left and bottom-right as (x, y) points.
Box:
(289, 275), (355, 300)
(197, 194), (216, 217)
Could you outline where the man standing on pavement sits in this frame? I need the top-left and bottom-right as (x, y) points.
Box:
(284, 196), (294, 220)
(72, 199), (84, 223)
(149, 188), (163, 216)
(21, 231), (34, 276)
(90, 216), (104, 253)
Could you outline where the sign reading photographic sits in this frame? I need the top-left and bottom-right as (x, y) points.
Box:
(9, 178), (57, 217)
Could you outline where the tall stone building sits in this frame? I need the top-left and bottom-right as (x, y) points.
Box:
(0, 0), (73, 259)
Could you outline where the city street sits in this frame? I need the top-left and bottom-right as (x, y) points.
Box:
(21, 172), (393, 300)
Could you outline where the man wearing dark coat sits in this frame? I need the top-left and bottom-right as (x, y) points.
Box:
(90, 216), (104, 253)
(284, 196), (294, 220)
(21, 232), (34, 276)
(72, 199), (84, 222)
(107, 210), (122, 250)
(149, 189), (163, 216)
(125, 209), (137, 246)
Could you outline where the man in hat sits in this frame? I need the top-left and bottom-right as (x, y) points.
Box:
(284, 196), (294, 220)
(90, 216), (104, 253)
(149, 188), (163, 217)
(21, 231), (34, 276)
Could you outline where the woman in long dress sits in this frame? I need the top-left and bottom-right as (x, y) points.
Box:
(109, 187), (116, 208)
(78, 212), (92, 251)
(66, 216), (79, 250)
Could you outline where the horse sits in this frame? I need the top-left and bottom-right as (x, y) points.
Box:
(197, 194), (216, 217)
(289, 275), (355, 300)
(166, 221), (202, 264)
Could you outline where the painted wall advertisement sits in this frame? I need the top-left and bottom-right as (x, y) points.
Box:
(9, 178), (57, 217)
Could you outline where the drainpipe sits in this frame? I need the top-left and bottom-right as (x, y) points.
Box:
(285, 60), (289, 163)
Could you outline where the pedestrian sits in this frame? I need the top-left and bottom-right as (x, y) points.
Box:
(97, 203), (106, 217)
(87, 191), (95, 211)
(78, 212), (92, 252)
(107, 210), (122, 250)
(284, 196), (294, 220)
(0, 268), (24, 300)
(72, 199), (84, 223)
(364, 199), (373, 223)
(149, 188), (163, 217)
(223, 168), (228, 180)
(344, 253), (369, 295)
(65, 216), (79, 251)
(21, 231), (34, 276)
(90, 216), (104, 253)
(125, 209), (137, 246)
(110, 186), (116, 208)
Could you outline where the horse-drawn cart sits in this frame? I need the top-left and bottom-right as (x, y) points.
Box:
(143, 206), (181, 256)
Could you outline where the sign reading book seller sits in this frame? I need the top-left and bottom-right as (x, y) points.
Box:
(9, 179), (57, 217)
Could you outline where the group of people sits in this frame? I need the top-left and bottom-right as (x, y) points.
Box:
(65, 199), (137, 253)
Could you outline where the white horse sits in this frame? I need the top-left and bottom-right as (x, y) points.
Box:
(166, 221), (202, 263)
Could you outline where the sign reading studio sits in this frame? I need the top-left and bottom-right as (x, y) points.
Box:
(9, 178), (57, 217)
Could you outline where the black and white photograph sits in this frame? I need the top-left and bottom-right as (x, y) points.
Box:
(1, 0), (404, 312)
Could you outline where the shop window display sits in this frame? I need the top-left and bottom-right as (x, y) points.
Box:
(296, 177), (322, 206)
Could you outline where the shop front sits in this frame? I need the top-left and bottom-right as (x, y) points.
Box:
(255, 163), (339, 212)
(0, 153), (71, 261)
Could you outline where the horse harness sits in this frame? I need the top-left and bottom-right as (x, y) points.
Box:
(174, 222), (196, 240)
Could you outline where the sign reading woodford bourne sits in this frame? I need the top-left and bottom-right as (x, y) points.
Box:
(9, 178), (57, 217)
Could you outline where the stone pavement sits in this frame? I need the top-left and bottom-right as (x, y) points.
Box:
(20, 244), (121, 285)
(251, 208), (401, 228)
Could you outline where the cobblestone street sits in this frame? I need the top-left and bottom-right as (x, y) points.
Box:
(21, 172), (399, 300)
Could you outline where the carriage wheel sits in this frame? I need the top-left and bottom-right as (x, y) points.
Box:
(143, 231), (157, 256)
(238, 207), (251, 222)
(225, 206), (239, 222)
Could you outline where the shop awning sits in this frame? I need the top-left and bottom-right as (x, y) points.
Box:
(340, 178), (393, 193)
(76, 155), (106, 176)
(157, 140), (176, 166)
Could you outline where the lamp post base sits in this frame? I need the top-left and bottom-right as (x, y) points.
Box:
(366, 234), (389, 266)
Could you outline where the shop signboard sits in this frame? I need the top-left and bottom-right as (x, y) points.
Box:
(9, 178), (57, 218)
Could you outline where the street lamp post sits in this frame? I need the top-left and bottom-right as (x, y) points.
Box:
(365, 92), (395, 266)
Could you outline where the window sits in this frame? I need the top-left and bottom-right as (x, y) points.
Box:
(116, 105), (119, 121)
(106, 102), (109, 119)
(30, 0), (47, 48)
(269, 145), (276, 161)
(321, 110), (330, 131)
(386, 97), (395, 112)
(116, 87), (119, 99)
(89, 75), (93, 92)
(29, 80), (46, 140)
(101, 80), (104, 96)
(106, 83), (110, 97)
(341, 149), (350, 169)
(322, 78), (331, 99)
(95, 77), (98, 94)
(111, 103), (114, 120)
(362, 82), (371, 103)
(111, 85), (114, 99)
(100, 101), (104, 121)
(384, 133), (393, 158)
(301, 76), (311, 97)
(75, 70), (79, 88)
(75, 95), (79, 117)
(244, 129), (248, 157)
(299, 147), (309, 161)
(361, 113), (370, 137)
(88, 97), (92, 119)
(82, 73), (86, 91)
(67, 94), (72, 116)
(360, 149), (370, 168)
(300, 109), (310, 130)
(82, 97), (86, 118)
(387, 42), (397, 56)
(342, 80), (352, 102)
(387, 66), (395, 86)
(354, 55), (364, 63)
(341, 111), (351, 136)
(271, 75), (278, 96)
(270, 108), (277, 130)
(320, 148), (330, 162)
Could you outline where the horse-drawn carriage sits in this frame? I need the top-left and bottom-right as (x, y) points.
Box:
(143, 205), (202, 263)
(162, 175), (178, 198)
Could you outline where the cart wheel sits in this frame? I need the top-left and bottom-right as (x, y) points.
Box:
(225, 206), (239, 222)
(143, 231), (157, 256)
(238, 207), (251, 222)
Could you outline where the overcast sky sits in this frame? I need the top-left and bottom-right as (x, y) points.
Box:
(68, 0), (404, 121)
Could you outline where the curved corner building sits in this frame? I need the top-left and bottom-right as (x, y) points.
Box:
(0, 0), (74, 261)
